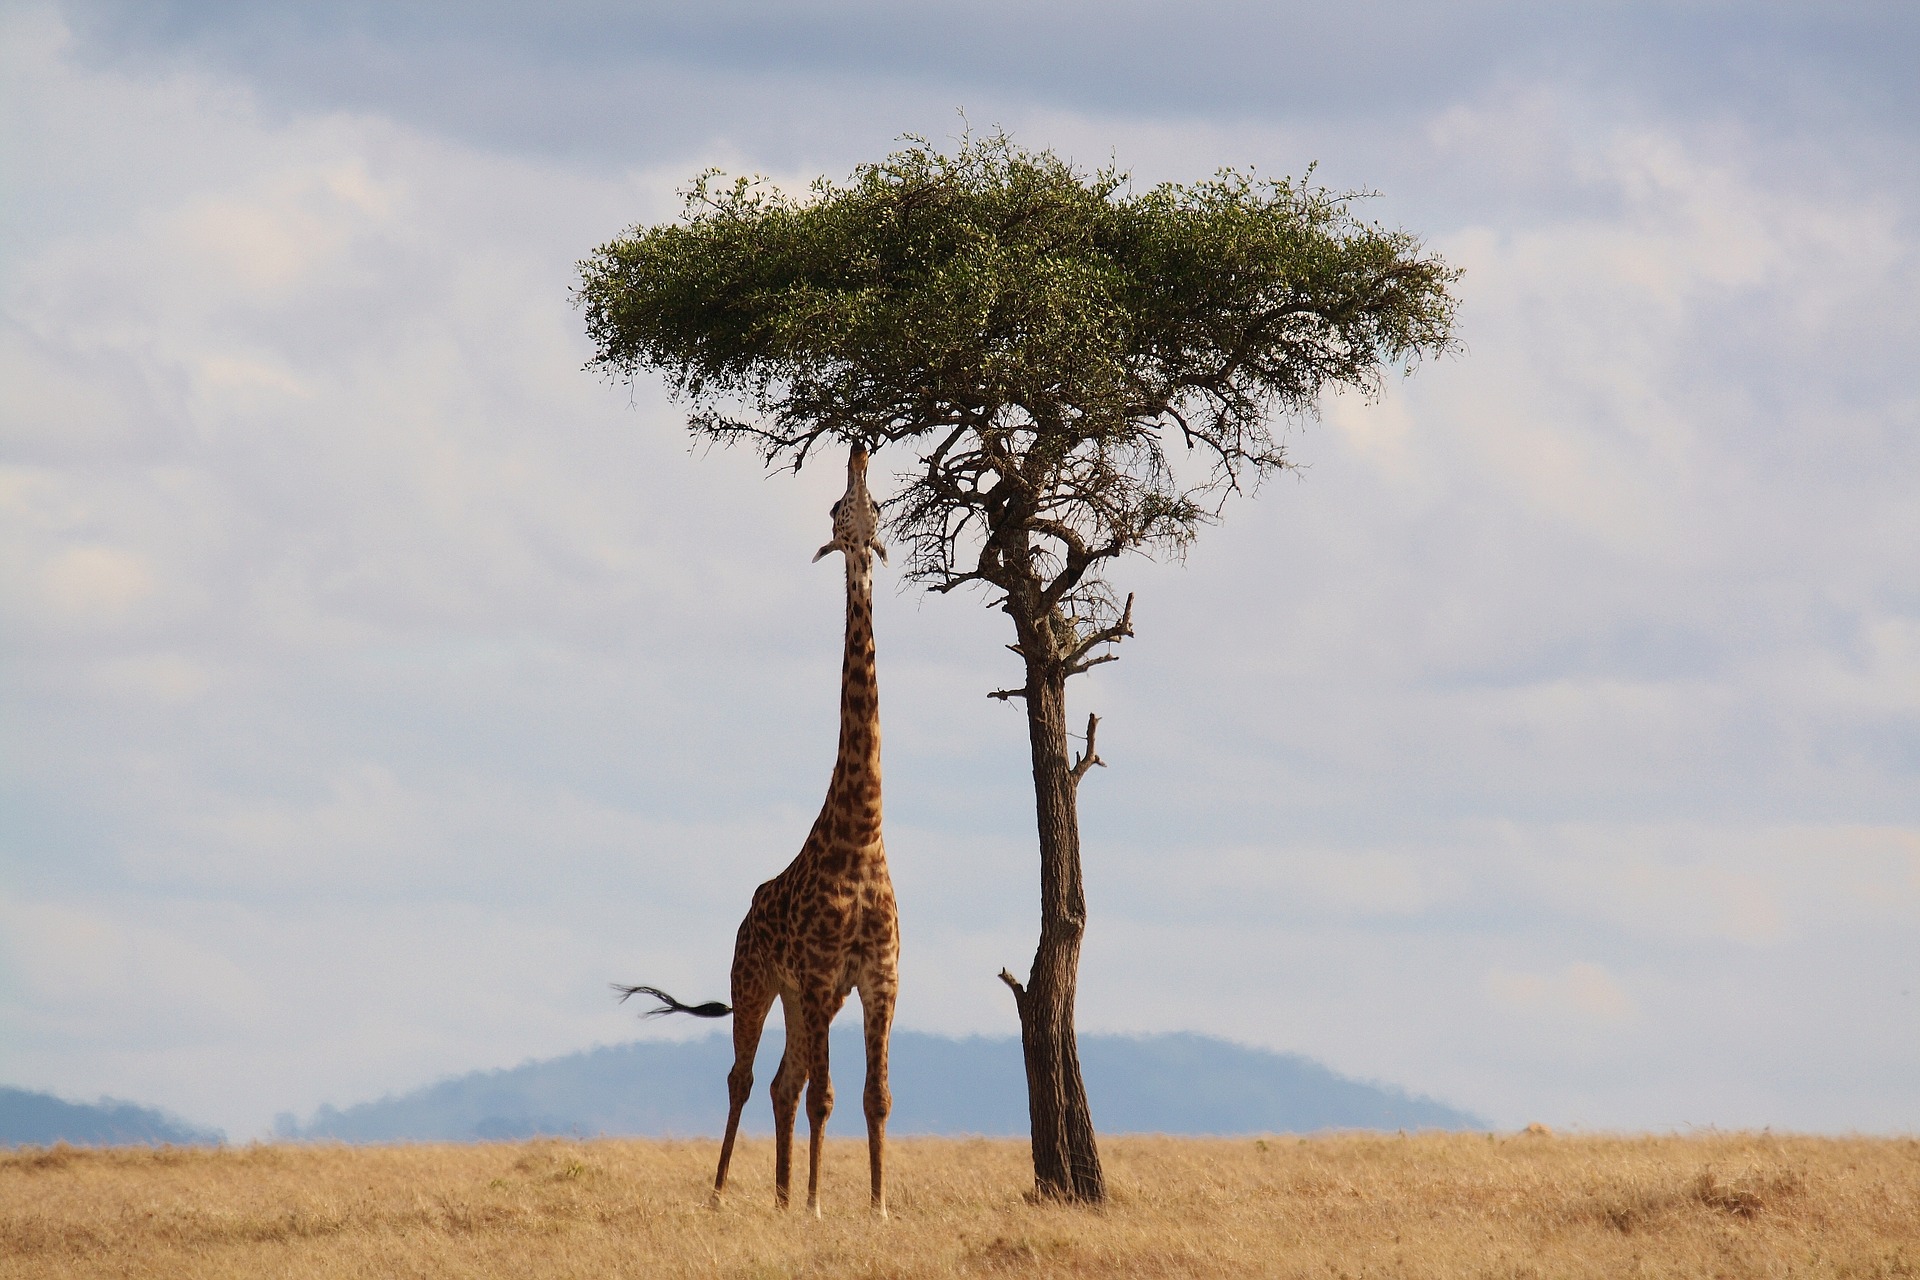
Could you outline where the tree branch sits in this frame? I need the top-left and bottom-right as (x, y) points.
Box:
(1070, 713), (1105, 782)
(1064, 593), (1136, 672)
(998, 967), (1029, 1019)
(927, 570), (989, 595)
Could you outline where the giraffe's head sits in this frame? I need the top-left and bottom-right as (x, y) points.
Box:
(813, 444), (888, 566)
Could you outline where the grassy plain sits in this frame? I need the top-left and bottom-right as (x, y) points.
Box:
(4, 1131), (1917, 1278)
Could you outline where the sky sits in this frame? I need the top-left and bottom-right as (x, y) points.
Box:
(2, 0), (1917, 1141)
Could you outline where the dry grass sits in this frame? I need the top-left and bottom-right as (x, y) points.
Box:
(4, 1131), (1918, 1278)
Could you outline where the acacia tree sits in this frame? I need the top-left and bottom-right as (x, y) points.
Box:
(578, 133), (1457, 1203)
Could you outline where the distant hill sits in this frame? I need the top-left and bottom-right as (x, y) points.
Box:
(1, 1087), (224, 1148)
(281, 1031), (1483, 1142)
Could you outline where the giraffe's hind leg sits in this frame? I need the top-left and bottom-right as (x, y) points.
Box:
(858, 979), (896, 1217)
(712, 976), (773, 1208)
(769, 991), (806, 1209)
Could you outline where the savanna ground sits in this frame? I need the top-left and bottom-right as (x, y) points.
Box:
(4, 1132), (1917, 1278)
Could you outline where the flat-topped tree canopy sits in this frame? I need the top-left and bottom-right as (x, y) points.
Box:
(579, 132), (1455, 631)
(577, 131), (1458, 1203)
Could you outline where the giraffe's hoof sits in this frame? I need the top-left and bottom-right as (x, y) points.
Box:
(707, 1189), (724, 1211)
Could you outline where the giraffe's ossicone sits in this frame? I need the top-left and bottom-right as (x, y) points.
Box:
(615, 443), (899, 1217)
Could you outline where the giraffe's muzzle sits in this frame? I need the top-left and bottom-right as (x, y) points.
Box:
(813, 444), (888, 564)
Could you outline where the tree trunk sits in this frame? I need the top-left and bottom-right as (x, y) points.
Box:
(1004, 667), (1106, 1203)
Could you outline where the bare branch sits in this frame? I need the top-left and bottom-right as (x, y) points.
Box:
(998, 968), (1029, 1017)
(988, 686), (1030, 702)
(1070, 713), (1105, 782)
(1064, 593), (1136, 672)
(1029, 517), (1091, 562)
(928, 570), (989, 596)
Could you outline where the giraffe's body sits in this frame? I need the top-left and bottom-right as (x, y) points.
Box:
(710, 445), (898, 1216)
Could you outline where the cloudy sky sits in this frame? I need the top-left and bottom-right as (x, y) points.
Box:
(3, 0), (1916, 1141)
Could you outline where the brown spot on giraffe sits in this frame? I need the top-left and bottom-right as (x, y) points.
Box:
(620, 445), (899, 1218)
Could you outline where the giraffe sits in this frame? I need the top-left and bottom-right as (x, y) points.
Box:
(617, 443), (899, 1218)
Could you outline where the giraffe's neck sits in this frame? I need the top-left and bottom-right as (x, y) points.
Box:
(828, 552), (882, 849)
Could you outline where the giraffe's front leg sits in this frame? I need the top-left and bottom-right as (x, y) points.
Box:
(800, 1007), (835, 1218)
(858, 980), (896, 1218)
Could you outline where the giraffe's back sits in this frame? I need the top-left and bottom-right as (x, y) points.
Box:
(737, 848), (895, 997)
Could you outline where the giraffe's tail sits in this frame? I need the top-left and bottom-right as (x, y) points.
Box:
(611, 984), (732, 1019)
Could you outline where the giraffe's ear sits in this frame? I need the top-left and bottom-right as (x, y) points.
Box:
(870, 538), (888, 565)
(813, 542), (838, 562)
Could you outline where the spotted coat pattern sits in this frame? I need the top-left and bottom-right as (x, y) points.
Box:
(710, 445), (899, 1218)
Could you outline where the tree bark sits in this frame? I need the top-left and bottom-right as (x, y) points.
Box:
(1002, 666), (1106, 1203)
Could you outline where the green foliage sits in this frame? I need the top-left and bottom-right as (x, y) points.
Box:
(578, 131), (1457, 666)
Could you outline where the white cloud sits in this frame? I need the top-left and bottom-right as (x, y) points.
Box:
(2, 7), (1916, 1140)
(94, 652), (213, 702)
(36, 544), (156, 618)
(0, 897), (268, 1041)
(1485, 962), (1638, 1025)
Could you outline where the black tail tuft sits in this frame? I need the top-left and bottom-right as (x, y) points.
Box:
(611, 983), (732, 1019)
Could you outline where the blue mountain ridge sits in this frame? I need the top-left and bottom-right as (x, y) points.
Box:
(282, 1030), (1485, 1142)
(0, 1087), (225, 1148)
